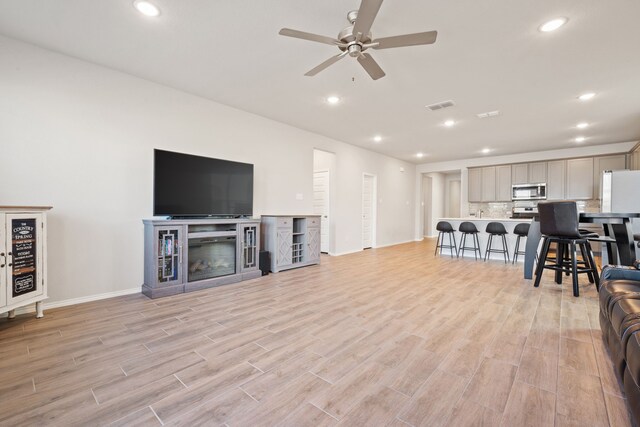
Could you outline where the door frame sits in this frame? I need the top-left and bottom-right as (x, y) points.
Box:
(362, 173), (377, 249)
(313, 169), (331, 253)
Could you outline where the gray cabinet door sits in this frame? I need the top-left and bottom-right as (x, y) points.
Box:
(512, 164), (528, 185)
(276, 229), (293, 267)
(495, 165), (512, 201)
(566, 158), (594, 200)
(594, 155), (627, 199)
(306, 227), (320, 262)
(528, 162), (547, 183)
(240, 224), (259, 273)
(481, 167), (496, 202)
(547, 160), (566, 200)
(468, 168), (483, 202)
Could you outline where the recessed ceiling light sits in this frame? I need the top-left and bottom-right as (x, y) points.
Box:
(576, 122), (589, 129)
(373, 135), (382, 143)
(578, 92), (596, 101)
(443, 120), (456, 127)
(539, 17), (568, 32)
(416, 152), (424, 158)
(575, 136), (586, 143)
(326, 96), (340, 105)
(481, 148), (492, 154)
(133, 0), (160, 17)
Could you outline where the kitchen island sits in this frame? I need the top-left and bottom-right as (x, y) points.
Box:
(436, 217), (533, 261)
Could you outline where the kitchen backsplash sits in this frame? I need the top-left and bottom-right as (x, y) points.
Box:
(468, 199), (601, 219)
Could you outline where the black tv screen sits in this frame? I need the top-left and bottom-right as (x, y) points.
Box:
(154, 149), (254, 217)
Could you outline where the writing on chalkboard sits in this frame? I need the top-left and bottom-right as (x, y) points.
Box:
(12, 218), (38, 298)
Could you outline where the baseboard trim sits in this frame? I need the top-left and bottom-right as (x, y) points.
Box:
(374, 239), (416, 249)
(2, 287), (140, 317)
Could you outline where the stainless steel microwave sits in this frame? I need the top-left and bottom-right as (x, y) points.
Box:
(512, 183), (547, 201)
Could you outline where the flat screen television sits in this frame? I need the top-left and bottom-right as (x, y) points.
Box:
(154, 149), (254, 218)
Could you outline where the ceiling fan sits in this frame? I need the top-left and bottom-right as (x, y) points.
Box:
(278, 0), (438, 80)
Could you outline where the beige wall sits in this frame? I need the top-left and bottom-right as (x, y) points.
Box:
(0, 36), (416, 304)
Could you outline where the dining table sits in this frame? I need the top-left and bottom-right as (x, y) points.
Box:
(523, 212), (640, 280)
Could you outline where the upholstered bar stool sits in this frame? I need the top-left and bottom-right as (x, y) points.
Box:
(533, 201), (600, 297)
(484, 222), (510, 263)
(512, 223), (530, 264)
(457, 221), (482, 260)
(434, 221), (457, 257)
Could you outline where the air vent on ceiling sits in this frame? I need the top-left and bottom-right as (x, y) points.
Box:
(477, 110), (501, 118)
(425, 100), (455, 111)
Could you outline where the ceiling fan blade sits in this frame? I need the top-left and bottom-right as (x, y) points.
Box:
(279, 28), (339, 46)
(357, 53), (386, 80)
(352, 0), (384, 38)
(305, 52), (348, 76)
(373, 31), (438, 49)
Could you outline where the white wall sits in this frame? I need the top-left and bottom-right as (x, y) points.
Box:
(0, 36), (416, 303)
(413, 141), (638, 240)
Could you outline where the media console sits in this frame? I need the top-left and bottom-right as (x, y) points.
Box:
(142, 218), (261, 298)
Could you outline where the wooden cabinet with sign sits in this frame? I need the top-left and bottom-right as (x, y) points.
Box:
(0, 206), (50, 319)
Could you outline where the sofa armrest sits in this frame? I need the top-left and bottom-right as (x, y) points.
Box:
(601, 264), (640, 282)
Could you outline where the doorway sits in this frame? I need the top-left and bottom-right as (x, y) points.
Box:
(313, 170), (330, 253)
(362, 173), (377, 249)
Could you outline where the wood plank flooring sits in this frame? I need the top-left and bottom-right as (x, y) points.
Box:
(0, 239), (634, 426)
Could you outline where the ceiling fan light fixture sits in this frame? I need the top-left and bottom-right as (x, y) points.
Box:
(133, 0), (161, 17)
(539, 17), (568, 32)
(326, 96), (341, 105)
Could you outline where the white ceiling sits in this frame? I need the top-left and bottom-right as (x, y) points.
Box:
(1, 0), (639, 163)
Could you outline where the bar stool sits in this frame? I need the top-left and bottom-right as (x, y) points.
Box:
(457, 222), (482, 260)
(533, 201), (600, 297)
(512, 223), (530, 264)
(485, 222), (510, 263)
(434, 221), (457, 257)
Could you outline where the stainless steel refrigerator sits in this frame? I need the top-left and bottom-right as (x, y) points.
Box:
(601, 170), (640, 260)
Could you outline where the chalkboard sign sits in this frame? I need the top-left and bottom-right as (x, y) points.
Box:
(12, 218), (37, 298)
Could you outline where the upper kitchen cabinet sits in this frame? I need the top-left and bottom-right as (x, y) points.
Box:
(566, 158), (594, 200)
(546, 160), (566, 200)
(593, 155), (627, 199)
(511, 162), (547, 184)
(496, 165), (512, 201)
(528, 162), (547, 183)
(512, 164), (529, 185)
(481, 167), (497, 202)
(468, 168), (483, 202)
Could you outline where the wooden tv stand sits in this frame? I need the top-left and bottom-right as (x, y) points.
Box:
(142, 218), (261, 299)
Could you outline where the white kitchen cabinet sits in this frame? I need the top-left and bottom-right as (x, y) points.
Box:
(547, 160), (566, 200)
(566, 158), (594, 200)
(481, 167), (496, 202)
(528, 162), (547, 183)
(512, 164), (529, 185)
(496, 165), (512, 201)
(468, 168), (483, 202)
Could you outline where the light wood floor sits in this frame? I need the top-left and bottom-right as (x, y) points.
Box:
(0, 239), (634, 426)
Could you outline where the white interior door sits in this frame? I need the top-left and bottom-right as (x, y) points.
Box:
(362, 174), (375, 249)
(313, 170), (330, 253)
